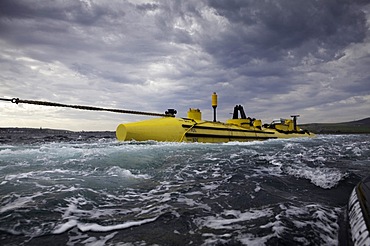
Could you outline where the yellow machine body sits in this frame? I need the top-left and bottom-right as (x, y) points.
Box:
(116, 113), (315, 143)
(187, 108), (202, 121)
(116, 95), (314, 143)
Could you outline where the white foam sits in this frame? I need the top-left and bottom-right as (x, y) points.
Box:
(0, 147), (37, 156)
(197, 208), (273, 230)
(254, 185), (261, 192)
(260, 219), (286, 237)
(53, 216), (158, 234)
(106, 166), (150, 179)
(81, 232), (118, 246)
(270, 159), (283, 167)
(4, 168), (91, 183)
(201, 183), (220, 190)
(251, 165), (284, 177)
(81, 217), (158, 232)
(53, 219), (78, 234)
(229, 153), (240, 159)
(351, 146), (363, 156)
(279, 203), (340, 245)
(137, 204), (172, 217)
(237, 233), (272, 246)
(222, 140), (273, 146)
(0, 192), (43, 213)
(283, 142), (302, 150)
(196, 202), (341, 245)
(0, 148), (14, 154)
(285, 166), (347, 189)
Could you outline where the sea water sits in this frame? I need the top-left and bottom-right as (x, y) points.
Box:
(0, 131), (369, 245)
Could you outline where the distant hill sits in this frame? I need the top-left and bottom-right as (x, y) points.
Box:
(350, 117), (370, 125)
(300, 117), (370, 134)
(0, 127), (116, 144)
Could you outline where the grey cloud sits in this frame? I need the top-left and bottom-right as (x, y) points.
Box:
(0, 0), (369, 129)
(342, 76), (370, 94)
(0, 0), (113, 25)
(136, 3), (160, 12)
(206, 0), (367, 64)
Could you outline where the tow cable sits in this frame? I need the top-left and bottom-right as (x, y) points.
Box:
(0, 98), (176, 117)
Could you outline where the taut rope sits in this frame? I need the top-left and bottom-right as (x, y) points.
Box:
(0, 98), (174, 117)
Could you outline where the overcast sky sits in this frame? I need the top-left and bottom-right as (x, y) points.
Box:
(1, 0), (370, 131)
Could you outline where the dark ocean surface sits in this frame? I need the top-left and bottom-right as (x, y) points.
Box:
(0, 130), (369, 245)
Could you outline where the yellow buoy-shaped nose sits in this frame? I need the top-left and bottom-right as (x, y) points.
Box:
(116, 124), (128, 141)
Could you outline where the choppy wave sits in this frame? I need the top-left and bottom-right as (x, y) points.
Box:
(0, 134), (369, 245)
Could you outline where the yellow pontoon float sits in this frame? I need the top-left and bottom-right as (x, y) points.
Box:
(116, 93), (314, 143)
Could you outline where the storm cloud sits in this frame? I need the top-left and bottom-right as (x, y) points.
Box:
(1, 0), (369, 130)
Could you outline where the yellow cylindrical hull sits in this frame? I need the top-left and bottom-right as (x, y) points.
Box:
(116, 117), (186, 142)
